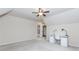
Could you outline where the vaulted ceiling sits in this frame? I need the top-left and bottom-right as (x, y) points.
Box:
(0, 8), (79, 25)
(9, 8), (74, 20)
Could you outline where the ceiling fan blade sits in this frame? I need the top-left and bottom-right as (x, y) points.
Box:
(44, 11), (49, 13)
(43, 14), (46, 16)
(36, 14), (39, 17)
(32, 12), (38, 14)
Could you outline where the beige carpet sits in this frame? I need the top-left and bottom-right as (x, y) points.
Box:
(0, 39), (79, 51)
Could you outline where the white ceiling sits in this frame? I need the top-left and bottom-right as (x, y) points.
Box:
(44, 8), (79, 25)
(9, 8), (74, 20)
(0, 8), (79, 25)
(0, 8), (12, 15)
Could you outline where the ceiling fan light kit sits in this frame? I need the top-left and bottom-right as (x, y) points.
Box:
(32, 8), (49, 17)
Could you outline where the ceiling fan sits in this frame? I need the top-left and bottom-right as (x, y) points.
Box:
(32, 8), (49, 17)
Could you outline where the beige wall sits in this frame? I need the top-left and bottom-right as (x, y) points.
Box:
(0, 15), (36, 45)
(47, 23), (79, 47)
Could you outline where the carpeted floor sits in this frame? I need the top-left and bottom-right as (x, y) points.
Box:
(0, 39), (79, 51)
